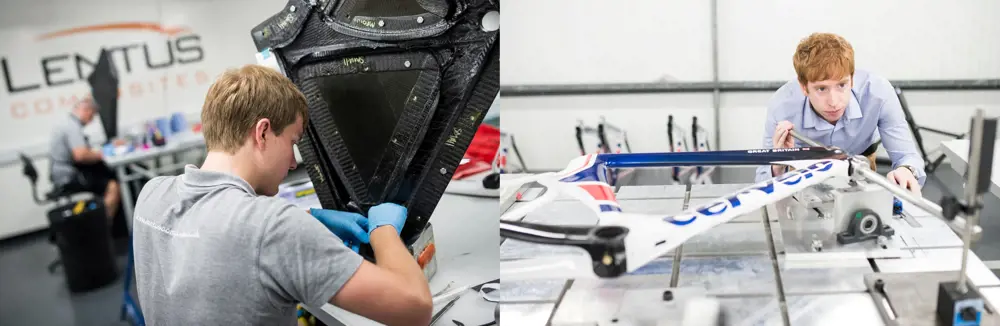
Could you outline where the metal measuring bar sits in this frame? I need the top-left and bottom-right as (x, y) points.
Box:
(787, 129), (983, 240)
(955, 109), (997, 293)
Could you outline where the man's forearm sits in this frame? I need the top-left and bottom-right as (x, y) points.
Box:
(74, 149), (103, 163)
(369, 226), (430, 296)
(85, 150), (103, 162)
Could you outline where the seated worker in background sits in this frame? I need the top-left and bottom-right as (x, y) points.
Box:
(755, 32), (925, 195)
(48, 98), (121, 223)
(132, 65), (432, 326)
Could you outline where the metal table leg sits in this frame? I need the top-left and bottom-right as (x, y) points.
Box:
(116, 165), (136, 231)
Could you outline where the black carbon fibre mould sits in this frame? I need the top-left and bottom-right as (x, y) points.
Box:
(252, 0), (500, 252)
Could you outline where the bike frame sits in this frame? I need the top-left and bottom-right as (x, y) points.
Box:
(499, 147), (852, 278)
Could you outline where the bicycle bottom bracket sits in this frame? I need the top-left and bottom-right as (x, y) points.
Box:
(837, 208), (894, 245)
(587, 226), (629, 278)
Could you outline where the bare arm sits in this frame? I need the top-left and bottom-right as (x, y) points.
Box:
(259, 205), (433, 326)
(330, 226), (432, 326)
(368, 226), (432, 299)
(65, 128), (102, 163)
(71, 147), (103, 163)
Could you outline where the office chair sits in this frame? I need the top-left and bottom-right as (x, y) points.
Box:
(19, 153), (91, 273)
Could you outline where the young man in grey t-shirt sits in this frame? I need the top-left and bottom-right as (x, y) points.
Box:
(132, 65), (432, 325)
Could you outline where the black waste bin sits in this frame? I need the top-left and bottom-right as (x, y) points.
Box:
(47, 198), (119, 293)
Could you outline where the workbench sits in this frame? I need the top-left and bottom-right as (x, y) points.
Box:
(498, 182), (1000, 325)
(294, 179), (501, 325)
(941, 139), (1000, 199)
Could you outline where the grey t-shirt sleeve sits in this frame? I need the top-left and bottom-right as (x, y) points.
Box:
(257, 203), (364, 309)
(66, 125), (88, 152)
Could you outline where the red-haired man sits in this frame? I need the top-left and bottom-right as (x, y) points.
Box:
(755, 32), (924, 195)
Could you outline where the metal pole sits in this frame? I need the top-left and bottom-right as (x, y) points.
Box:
(497, 79), (1000, 97)
(957, 110), (986, 293)
(710, 0), (721, 157)
(762, 207), (792, 326)
(788, 129), (983, 238)
(670, 184), (692, 288)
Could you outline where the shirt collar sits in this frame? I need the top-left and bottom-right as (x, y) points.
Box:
(180, 164), (258, 196)
(845, 90), (863, 120)
(69, 113), (84, 126)
(801, 90), (863, 131)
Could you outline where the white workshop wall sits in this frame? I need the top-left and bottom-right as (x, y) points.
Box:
(501, 0), (1000, 170)
(0, 0), (286, 239)
(501, 0), (714, 85)
(717, 0), (1000, 81)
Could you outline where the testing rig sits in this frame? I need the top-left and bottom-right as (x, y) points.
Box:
(497, 111), (997, 326)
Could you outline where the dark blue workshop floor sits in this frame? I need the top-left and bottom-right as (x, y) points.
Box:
(0, 236), (131, 326)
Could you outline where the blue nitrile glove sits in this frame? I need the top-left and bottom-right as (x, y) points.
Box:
(367, 203), (408, 237)
(309, 208), (370, 252)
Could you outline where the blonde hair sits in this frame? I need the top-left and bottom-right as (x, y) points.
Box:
(793, 33), (855, 85)
(201, 65), (308, 153)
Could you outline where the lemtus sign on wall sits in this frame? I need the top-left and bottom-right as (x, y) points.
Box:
(0, 23), (208, 151)
(0, 2), (280, 154)
(1, 24), (205, 106)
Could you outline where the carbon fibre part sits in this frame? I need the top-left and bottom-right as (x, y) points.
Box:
(88, 49), (119, 141)
(251, 0), (500, 253)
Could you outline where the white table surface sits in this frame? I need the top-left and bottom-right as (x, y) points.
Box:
(303, 189), (500, 325)
(103, 132), (206, 167)
(104, 132), (207, 231)
(940, 139), (1000, 198)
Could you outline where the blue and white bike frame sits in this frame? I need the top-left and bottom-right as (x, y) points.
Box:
(499, 146), (853, 278)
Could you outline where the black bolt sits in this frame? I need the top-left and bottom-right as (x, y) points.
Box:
(874, 279), (885, 293)
(662, 290), (673, 301)
(611, 318), (619, 323)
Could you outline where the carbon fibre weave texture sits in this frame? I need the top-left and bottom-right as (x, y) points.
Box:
(252, 0), (500, 245)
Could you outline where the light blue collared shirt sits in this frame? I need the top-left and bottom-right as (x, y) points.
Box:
(754, 69), (926, 185)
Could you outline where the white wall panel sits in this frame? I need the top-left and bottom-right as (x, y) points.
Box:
(501, 0), (714, 85)
(716, 0), (1000, 81)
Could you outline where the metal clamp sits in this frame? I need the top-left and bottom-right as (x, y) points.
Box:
(788, 129), (984, 240)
